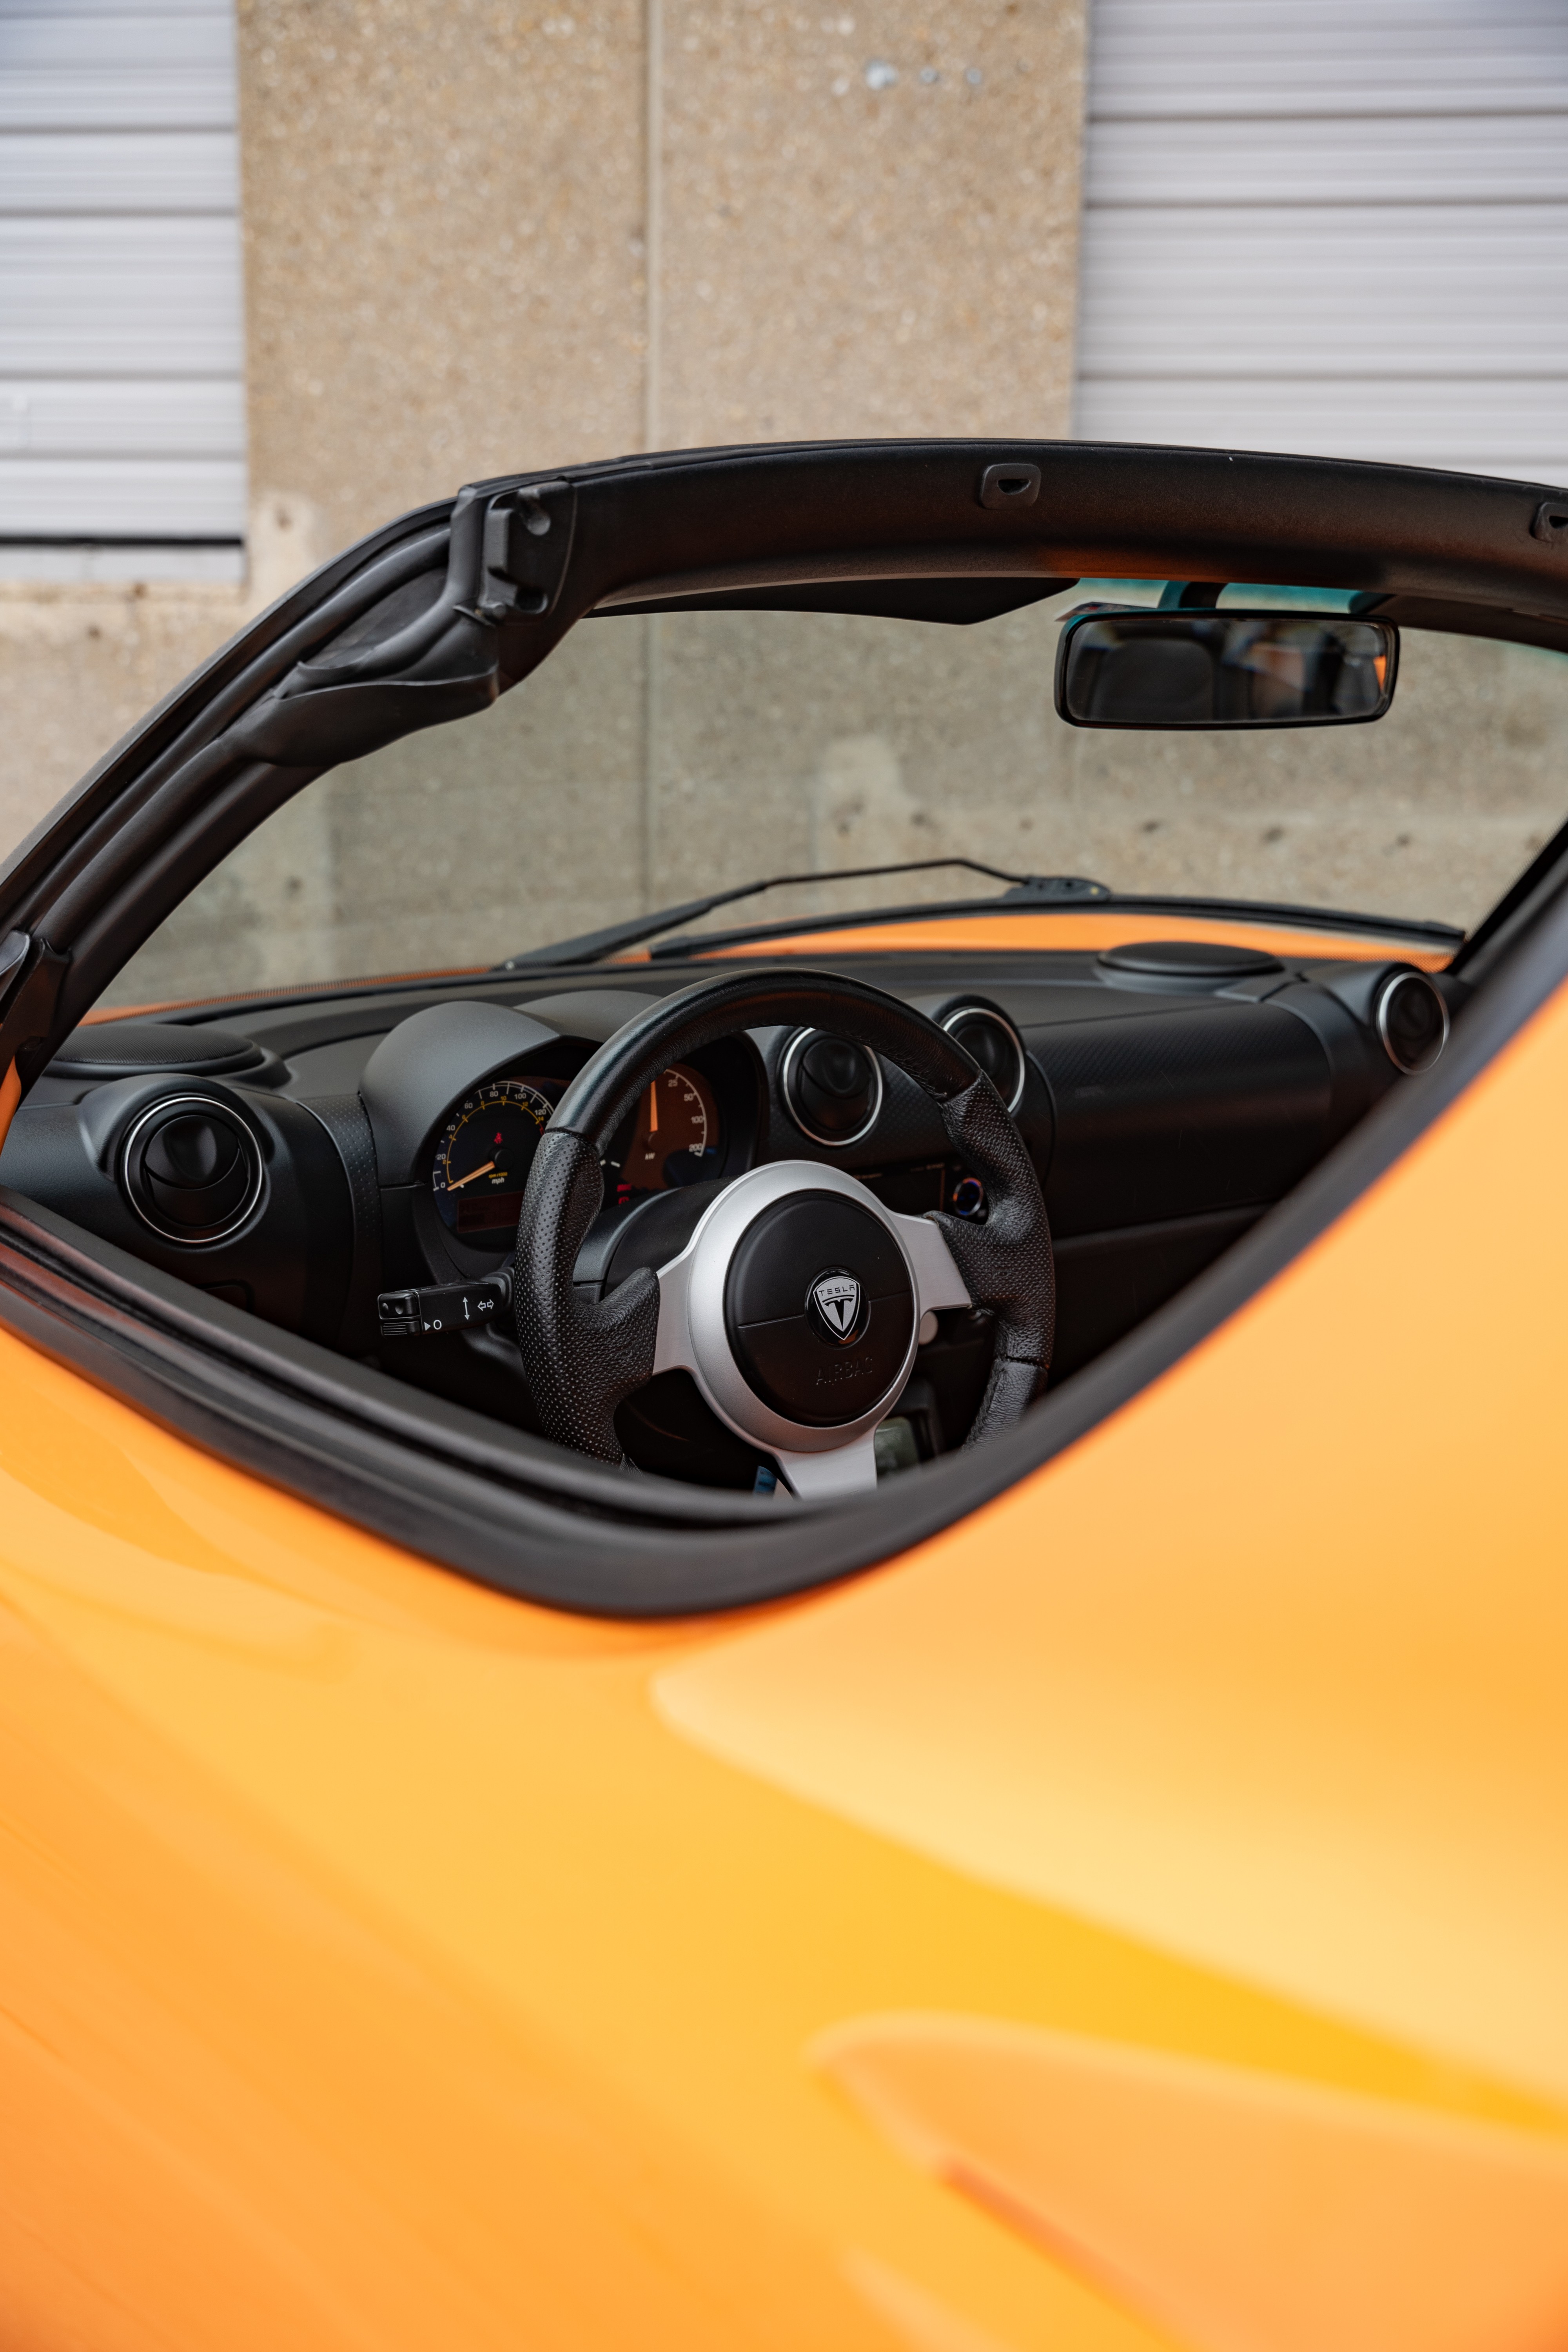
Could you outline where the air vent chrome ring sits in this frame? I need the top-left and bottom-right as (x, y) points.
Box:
(120, 1092), (266, 1245)
(1375, 971), (1450, 1076)
(780, 1028), (885, 1149)
(937, 1003), (1028, 1112)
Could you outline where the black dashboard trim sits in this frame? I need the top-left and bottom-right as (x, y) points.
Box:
(358, 999), (560, 1184)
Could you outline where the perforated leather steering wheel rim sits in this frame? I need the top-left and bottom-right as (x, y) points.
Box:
(511, 969), (1056, 1487)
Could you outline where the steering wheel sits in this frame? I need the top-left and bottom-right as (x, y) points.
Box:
(512, 970), (1055, 1499)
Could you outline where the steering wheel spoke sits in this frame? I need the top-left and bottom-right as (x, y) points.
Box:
(651, 1232), (699, 1379)
(774, 1435), (881, 1501)
(889, 1210), (972, 1323)
(513, 971), (1053, 1486)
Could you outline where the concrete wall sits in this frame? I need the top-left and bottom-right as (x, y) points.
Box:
(0, 584), (234, 860)
(14, 5), (1562, 988)
(105, 602), (1568, 1011)
(1, 0), (1087, 865)
(650, 2), (1085, 451)
(236, 0), (650, 557)
(0, 492), (335, 858)
(235, 0), (1086, 548)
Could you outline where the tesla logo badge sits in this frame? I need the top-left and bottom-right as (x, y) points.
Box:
(809, 1269), (863, 1345)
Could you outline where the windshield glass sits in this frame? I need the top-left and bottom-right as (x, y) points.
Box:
(101, 582), (1568, 1008)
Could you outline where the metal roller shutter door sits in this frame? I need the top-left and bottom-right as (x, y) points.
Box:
(1075, 0), (1568, 486)
(0, 0), (245, 569)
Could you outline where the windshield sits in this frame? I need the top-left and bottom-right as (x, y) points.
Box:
(101, 581), (1568, 1008)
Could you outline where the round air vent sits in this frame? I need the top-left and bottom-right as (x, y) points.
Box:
(938, 1003), (1027, 1112)
(121, 1094), (265, 1244)
(1376, 971), (1449, 1074)
(780, 1030), (884, 1148)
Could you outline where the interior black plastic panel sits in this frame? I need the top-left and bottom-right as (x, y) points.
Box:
(358, 1000), (559, 1183)
(0, 1073), (353, 1343)
(0, 944), (1416, 1414)
(1030, 1001), (1332, 1234)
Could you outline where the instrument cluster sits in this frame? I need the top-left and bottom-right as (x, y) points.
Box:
(429, 1061), (726, 1246)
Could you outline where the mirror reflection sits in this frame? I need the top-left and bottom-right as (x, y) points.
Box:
(1057, 610), (1398, 730)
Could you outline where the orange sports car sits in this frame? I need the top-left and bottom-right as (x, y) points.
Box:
(1, 440), (1567, 2351)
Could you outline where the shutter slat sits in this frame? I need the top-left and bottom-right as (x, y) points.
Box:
(0, 381), (244, 457)
(1076, 2), (1568, 486)
(0, 456), (245, 537)
(1088, 114), (1568, 207)
(0, 4), (244, 542)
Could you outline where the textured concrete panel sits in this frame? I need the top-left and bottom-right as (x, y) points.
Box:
(0, 584), (243, 861)
(101, 612), (1568, 1013)
(641, 609), (1565, 940)
(105, 620), (650, 1005)
(236, 0), (648, 554)
(655, 0), (1087, 446)
(1, 0), (1090, 877)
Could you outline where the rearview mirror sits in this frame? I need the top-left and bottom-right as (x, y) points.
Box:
(1055, 610), (1398, 730)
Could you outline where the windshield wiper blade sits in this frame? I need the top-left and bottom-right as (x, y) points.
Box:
(495, 860), (1110, 971)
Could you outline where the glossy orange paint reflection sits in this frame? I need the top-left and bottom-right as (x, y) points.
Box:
(0, 1056), (19, 1156)
(0, 1347), (1174, 2352)
(817, 2017), (1568, 2352)
(1, 963), (1564, 2350)
(657, 977), (1568, 2104)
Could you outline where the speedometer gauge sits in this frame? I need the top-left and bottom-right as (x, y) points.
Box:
(610, 1063), (721, 1201)
(432, 1078), (555, 1237)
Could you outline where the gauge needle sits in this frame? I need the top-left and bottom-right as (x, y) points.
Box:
(448, 1160), (500, 1190)
(648, 1081), (659, 1135)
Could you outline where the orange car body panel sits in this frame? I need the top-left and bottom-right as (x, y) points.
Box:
(2, 916), (1564, 2351)
(619, 909), (1457, 970)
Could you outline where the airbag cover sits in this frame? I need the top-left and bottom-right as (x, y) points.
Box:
(723, 1192), (914, 1426)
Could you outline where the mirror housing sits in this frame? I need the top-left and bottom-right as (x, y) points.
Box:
(1056, 609), (1399, 730)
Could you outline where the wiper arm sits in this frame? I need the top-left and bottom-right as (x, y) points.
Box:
(495, 859), (1109, 971)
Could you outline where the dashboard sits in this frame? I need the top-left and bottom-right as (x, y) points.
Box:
(0, 946), (1458, 1486)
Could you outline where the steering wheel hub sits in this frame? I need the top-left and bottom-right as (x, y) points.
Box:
(724, 1192), (914, 1425)
(652, 1161), (951, 1492)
